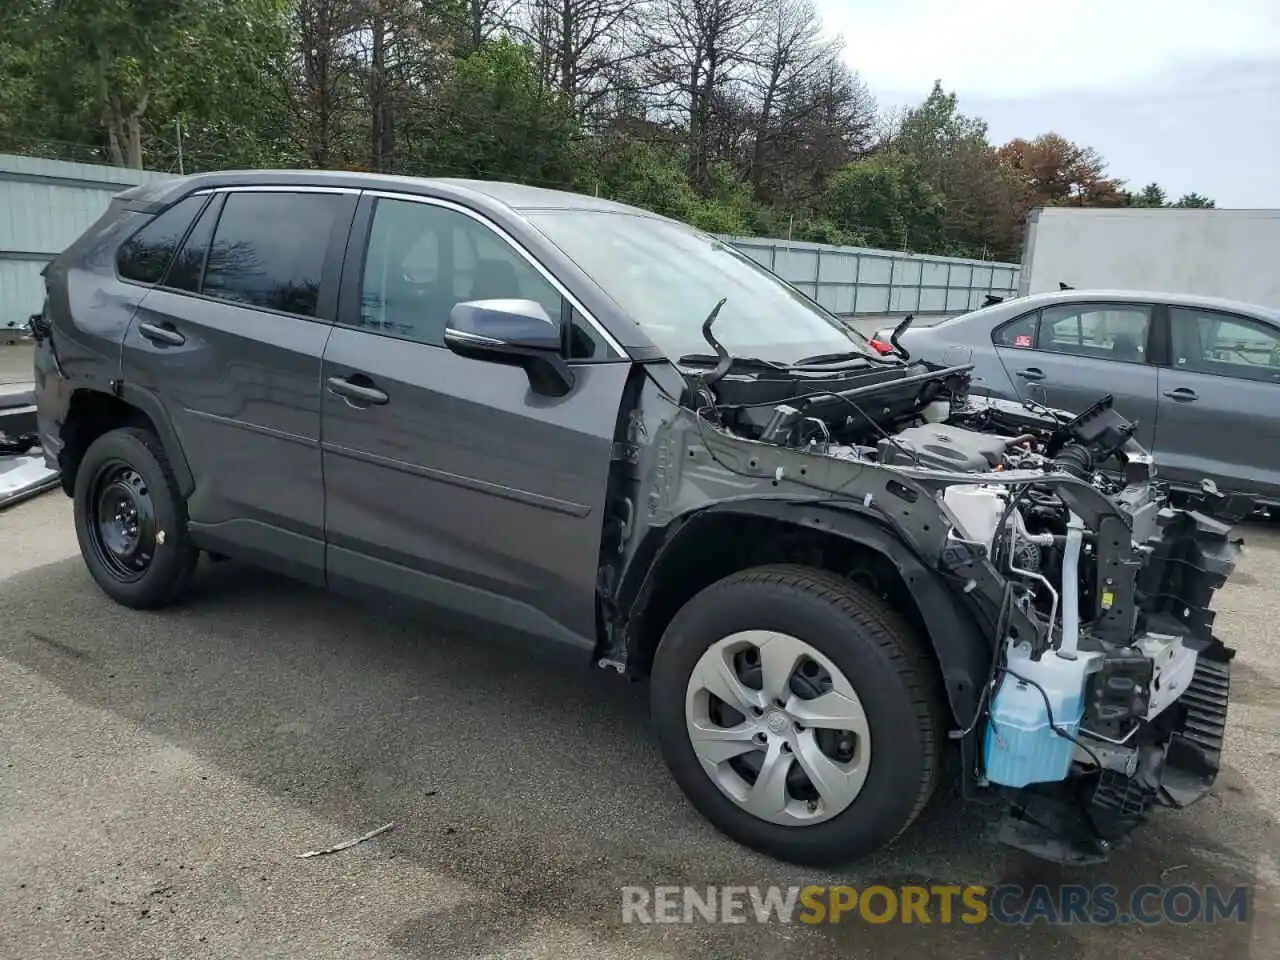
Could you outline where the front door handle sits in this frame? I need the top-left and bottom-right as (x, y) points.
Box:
(1016, 367), (1045, 382)
(1162, 387), (1199, 402)
(327, 375), (389, 406)
(138, 321), (185, 346)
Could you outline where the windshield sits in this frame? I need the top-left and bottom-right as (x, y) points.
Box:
(524, 210), (877, 364)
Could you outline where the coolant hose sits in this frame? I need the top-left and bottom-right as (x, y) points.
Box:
(1058, 516), (1085, 659)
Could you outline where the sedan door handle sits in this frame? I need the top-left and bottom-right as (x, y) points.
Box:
(1162, 387), (1199, 402)
(327, 375), (389, 406)
(138, 321), (185, 346)
(1016, 367), (1045, 382)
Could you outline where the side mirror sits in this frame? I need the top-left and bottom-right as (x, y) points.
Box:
(444, 299), (575, 397)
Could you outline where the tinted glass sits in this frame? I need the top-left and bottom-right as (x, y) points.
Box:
(1036, 304), (1150, 362)
(567, 306), (609, 359)
(359, 198), (564, 347)
(202, 191), (344, 317)
(164, 194), (222, 292)
(525, 210), (877, 364)
(116, 194), (207, 284)
(1170, 307), (1280, 383)
(993, 311), (1038, 348)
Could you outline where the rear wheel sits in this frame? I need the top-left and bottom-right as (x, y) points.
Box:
(73, 426), (198, 609)
(650, 564), (943, 866)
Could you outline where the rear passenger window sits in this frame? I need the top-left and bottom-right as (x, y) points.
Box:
(1170, 307), (1280, 382)
(202, 191), (345, 318)
(117, 194), (208, 284)
(1036, 304), (1150, 362)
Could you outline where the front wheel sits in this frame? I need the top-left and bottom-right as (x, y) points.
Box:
(649, 564), (944, 866)
(73, 426), (198, 609)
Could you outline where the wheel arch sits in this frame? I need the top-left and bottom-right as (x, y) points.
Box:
(59, 385), (193, 498)
(615, 501), (991, 729)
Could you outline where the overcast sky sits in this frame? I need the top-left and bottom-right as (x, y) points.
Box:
(815, 0), (1280, 207)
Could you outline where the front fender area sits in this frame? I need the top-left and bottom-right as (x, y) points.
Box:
(614, 500), (992, 730)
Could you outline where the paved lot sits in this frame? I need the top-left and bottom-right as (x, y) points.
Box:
(1, 343), (32, 386)
(1, 493), (1277, 959)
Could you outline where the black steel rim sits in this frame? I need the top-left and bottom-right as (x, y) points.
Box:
(87, 459), (157, 582)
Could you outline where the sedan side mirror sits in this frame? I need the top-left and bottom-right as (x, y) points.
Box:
(444, 299), (575, 397)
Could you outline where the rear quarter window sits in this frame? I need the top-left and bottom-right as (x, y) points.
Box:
(993, 311), (1038, 348)
(116, 194), (208, 284)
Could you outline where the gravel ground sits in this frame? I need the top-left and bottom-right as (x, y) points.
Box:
(1, 462), (1277, 959)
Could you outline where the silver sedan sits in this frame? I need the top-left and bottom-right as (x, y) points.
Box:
(875, 288), (1280, 505)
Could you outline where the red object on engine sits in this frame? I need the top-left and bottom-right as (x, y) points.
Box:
(869, 338), (894, 354)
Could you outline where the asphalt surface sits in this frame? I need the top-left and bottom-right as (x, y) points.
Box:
(1, 489), (1277, 960)
(0, 344), (32, 387)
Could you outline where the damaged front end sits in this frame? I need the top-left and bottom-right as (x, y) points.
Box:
(625, 332), (1242, 865)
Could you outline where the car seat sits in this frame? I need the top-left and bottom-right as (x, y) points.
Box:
(1111, 333), (1142, 360)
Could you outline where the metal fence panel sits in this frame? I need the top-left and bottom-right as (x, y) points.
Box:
(717, 234), (1021, 317)
(0, 154), (169, 331)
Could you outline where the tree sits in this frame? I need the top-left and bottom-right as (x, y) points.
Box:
(514, 0), (637, 115)
(1127, 182), (1167, 207)
(638, 0), (765, 188)
(1173, 192), (1215, 208)
(3, 0), (292, 169)
(764, 56), (877, 205)
(890, 81), (1022, 259)
(744, 0), (832, 196)
(823, 153), (944, 252)
(411, 39), (578, 185)
(0, 8), (1225, 262)
(995, 132), (1126, 208)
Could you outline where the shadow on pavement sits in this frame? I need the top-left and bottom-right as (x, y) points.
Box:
(0, 556), (1271, 959)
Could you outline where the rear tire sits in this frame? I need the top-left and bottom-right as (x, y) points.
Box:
(73, 426), (198, 609)
(650, 564), (943, 866)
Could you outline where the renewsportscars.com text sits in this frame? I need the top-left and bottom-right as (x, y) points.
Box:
(620, 884), (1250, 926)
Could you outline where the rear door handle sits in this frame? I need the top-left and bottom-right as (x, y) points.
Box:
(138, 321), (185, 346)
(1162, 387), (1199, 402)
(1016, 367), (1045, 381)
(327, 375), (389, 406)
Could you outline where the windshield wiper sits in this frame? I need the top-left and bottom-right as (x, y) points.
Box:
(791, 350), (874, 367)
(678, 353), (787, 370)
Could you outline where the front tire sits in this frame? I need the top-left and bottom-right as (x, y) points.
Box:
(650, 564), (943, 866)
(73, 426), (198, 609)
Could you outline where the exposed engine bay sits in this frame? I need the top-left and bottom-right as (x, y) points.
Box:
(675, 322), (1242, 864)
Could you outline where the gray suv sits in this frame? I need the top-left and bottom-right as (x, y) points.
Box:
(31, 171), (1242, 867)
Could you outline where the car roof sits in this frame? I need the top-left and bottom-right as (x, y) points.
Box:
(968, 288), (1280, 323)
(118, 168), (663, 219)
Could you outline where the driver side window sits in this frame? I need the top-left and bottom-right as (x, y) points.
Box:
(358, 198), (564, 348)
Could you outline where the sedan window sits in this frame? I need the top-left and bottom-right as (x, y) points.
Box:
(1170, 307), (1280, 383)
(993, 311), (1038, 348)
(1036, 304), (1151, 363)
